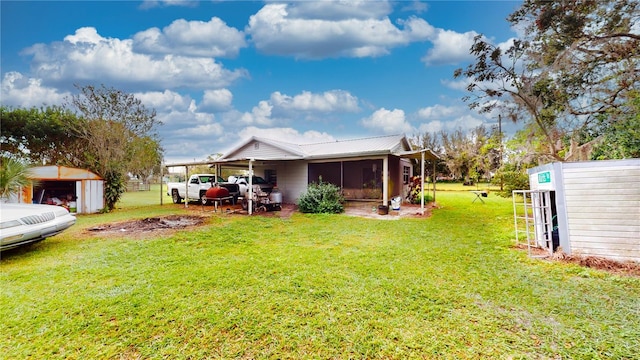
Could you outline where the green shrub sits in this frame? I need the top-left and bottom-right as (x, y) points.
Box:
(491, 169), (530, 197)
(297, 180), (344, 214)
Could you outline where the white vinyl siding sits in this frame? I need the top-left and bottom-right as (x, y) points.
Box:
(562, 163), (640, 262)
(275, 161), (308, 203)
(253, 161), (308, 203)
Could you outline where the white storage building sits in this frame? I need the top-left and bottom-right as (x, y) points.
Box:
(526, 159), (640, 262)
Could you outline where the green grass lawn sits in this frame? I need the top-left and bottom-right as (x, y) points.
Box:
(1, 189), (638, 359)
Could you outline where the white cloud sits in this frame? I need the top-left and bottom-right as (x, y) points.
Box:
(449, 114), (484, 130)
(201, 89), (233, 111)
(237, 126), (335, 145)
(401, 1), (428, 14)
(227, 100), (274, 127)
(441, 78), (471, 92)
(223, 89), (361, 127)
(417, 120), (444, 134)
(154, 103), (226, 162)
(421, 29), (479, 65)
(416, 104), (464, 120)
(132, 17), (246, 58)
(270, 90), (359, 113)
(246, 3), (432, 59)
(286, 0), (392, 20)
(139, 0), (198, 9)
(135, 89), (193, 112)
(179, 123), (224, 137)
(416, 114), (484, 135)
(23, 27), (247, 90)
(361, 108), (413, 134)
(0, 72), (69, 108)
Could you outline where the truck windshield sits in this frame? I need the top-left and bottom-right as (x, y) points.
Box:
(199, 176), (213, 183)
(250, 176), (268, 184)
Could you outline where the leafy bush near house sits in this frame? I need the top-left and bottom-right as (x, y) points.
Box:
(411, 192), (434, 205)
(407, 176), (434, 204)
(297, 180), (344, 214)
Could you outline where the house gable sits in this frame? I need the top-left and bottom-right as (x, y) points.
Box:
(221, 137), (305, 161)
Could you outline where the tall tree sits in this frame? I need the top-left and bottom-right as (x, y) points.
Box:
(589, 90), (640, 160)
(511, 0), (640, 117)
(128, 136), (164, 184)
(0, 106), (81, 165)
(68, 85), (162, 210)
(455, 0), (639, 162)
(440, 128), (475, 182)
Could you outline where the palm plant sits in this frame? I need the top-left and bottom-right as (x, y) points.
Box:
(0, 157), (32, 200)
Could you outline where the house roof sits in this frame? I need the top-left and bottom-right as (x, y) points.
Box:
(218, 134), (439, 162)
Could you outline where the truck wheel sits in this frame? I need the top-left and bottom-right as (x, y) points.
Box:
(241, 197), (249, 211)
(200, 192), (210, 205)
(172, 190), (182, 204)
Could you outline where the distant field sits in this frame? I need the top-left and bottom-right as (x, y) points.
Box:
(433, 181), (500, 192)
(117, 183), (172, 208)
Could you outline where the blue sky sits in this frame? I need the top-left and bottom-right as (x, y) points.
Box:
(1, 0), (523, 163)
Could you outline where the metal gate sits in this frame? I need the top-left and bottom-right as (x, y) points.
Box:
(513, 190), (554, 257)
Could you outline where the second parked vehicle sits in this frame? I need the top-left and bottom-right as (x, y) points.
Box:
(0, 203), (76, 251)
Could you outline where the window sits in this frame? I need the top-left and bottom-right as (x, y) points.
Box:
(265, 169), (277, 186)
(403, 166), (410, 184)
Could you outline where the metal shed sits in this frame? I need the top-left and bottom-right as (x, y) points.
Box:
(20, 165), (105, 214)
(522, 159), (639, 263)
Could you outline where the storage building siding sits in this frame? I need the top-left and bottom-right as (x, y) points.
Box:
(562, 163), (640, 262)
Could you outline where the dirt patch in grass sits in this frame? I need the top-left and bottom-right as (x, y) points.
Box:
(86, 215), (207, 238)
(551, 252), (640, 277)
(513, 244), (640, 277)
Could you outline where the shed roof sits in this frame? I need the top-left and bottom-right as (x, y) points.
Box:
(28, 166), (103, 180)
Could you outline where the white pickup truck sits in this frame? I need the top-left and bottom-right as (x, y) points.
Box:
(166, 174), (239, 205)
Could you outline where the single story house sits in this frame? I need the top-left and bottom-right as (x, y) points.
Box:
(210, 134), (439, 208)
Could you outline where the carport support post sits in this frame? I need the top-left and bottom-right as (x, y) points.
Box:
(184, 165), (189, 208)
(421, 151), (425, 215)
(248, 158), (254, 215)
(160, 162), (163, 206)
(432, 159), (436, 202)
(383, 156), (389, 206)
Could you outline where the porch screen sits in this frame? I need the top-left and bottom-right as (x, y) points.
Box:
(308, 162), (341, 186)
